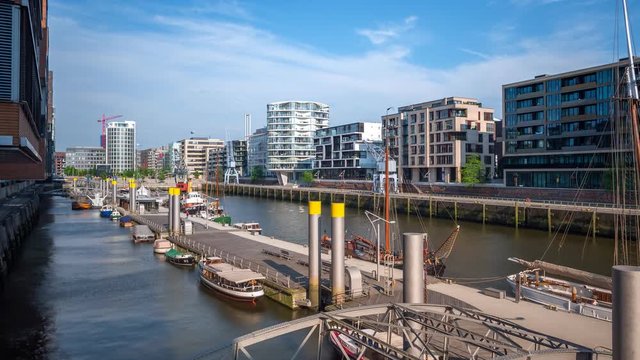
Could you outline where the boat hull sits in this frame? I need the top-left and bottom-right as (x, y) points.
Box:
(166, 256), (195, 267)
(100, 210), (113, 218)
(506, 275), (612, 321)
(72, 201), (92, 210)
(153, 247), (171, 254)
(199, 276), (264, 301)
(329, 330), (366, 360)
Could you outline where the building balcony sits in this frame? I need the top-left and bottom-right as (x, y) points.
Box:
(560, 81), (597, 93)
(0, 102), (46, 180)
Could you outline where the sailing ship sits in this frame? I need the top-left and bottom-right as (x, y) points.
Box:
(198, 256), (265, 301)
(506, 0), (639, 321)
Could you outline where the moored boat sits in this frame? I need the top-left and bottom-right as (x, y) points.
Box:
(181, 192), (204, 209)
(233, 222), (262, 235)
(71, 201), (92, 210)
(110, 210), (122, 221)
(328, 328), (376, 360)
(132, 224), (155, 243)
(153, 239), (172, 254)
(198, 256), (265, 301)
(165, 248), (195, 266)
(119, 215), (134, 227)
(99, 205), (114, 218)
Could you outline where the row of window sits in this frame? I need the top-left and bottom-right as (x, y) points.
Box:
(504, 69), (614, 101)
(505, 135), (611, 152)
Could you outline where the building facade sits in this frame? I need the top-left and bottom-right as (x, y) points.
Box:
(0, 0), (52, 180)
(501, 59), (638, 188)
(313, 122), (382, 179)
(179, 137), (224, 177)
(54, 151), (65, 176)
(106, 120), (136, 174)
(266, 101), (329, 179)
(248, 127), (269, 177)
(205, 140), (248, 179)
(140, 146), (168, 171)
(65, 147), (105, 171)
(384, 97), (496, 183)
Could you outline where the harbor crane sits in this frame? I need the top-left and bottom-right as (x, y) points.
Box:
(96, 114), (123, 148)
(362, 141), (398, 194)
(223, 141), (239, 185)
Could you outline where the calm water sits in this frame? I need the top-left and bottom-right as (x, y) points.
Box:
(0, 194), (619, 359)
(0, 197), (312, 359)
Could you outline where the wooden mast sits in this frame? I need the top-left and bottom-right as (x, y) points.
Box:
(385, 142), (390, 254)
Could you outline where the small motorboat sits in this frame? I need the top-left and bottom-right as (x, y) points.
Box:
(153, 239), (172, 254)
(110, 210), (122, 221)
(71, 201), (92, 210)
(165, 248), (195, 267)
(99, 205), (114, 218)
(328, 328), (376, 359)
(119, 215), (133, 227)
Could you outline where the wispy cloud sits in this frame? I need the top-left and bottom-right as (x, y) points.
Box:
(356, 16), (418, 45)
(459, 48), (491, 60)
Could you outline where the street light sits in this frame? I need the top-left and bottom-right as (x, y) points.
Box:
(365, 210), (396, 282)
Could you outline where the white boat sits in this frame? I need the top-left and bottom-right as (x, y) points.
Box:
(198, 256), (265, 301)
(506, 272), (612, 321)
(328, 328), (376, 360)
(233, 222), (262, 235)
(182, 192), (204, 209)
(110, 210), (122, 221)
(153, 240), (172, 254)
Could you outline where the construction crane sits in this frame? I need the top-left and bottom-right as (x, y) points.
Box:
(97, 114), (123, 148)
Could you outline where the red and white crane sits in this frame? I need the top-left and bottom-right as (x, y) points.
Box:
(97, 114), (123, 148)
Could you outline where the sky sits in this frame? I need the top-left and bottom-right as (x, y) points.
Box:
(50, 0), (640, 150)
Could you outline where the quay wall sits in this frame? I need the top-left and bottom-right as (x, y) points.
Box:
(209, 183), (622, 238)
(0, 187), (41, 289)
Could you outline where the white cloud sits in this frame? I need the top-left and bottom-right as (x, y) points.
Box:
(50, 12), (611, 150)
(356, 16), (418, 45)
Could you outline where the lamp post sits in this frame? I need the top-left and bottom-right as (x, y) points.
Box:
(365, 210), (396, 281)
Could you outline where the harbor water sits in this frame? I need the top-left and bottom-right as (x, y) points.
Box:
(0, 194), (619, 358)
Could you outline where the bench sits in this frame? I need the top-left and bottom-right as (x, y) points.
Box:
(482, 287), (506, 299)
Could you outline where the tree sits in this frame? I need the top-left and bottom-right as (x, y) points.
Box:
(301, 170), (314, 184)
(63, 166), (77, 176)
(461, 154), (483, 185)
(192, 170), (201, 179)
(250, 166), (264, 182)
(157, 170), (166, 182)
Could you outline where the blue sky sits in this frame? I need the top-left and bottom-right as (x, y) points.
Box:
(50, 0), (640, 150)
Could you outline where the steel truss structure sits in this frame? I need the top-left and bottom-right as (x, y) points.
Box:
(233, 303), (611, 360)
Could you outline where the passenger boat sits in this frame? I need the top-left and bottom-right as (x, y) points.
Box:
(132, 224), (155, 243)
(71, 201), (92, 210)
(181, 192), (204, 209)
(110, 210), (122, 221)
(165, 248), (195, 266)
(233, 222), (262, 235)
(328, 328), (376, 359)
(506, 258), (612, 321)
(153, 239), (172, 254)
(198, 256), (265, 301)
(99, 205), (114, 218)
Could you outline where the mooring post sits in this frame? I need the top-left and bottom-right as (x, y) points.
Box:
(482, 203), (486, 224)
(308, 201), (321, 309)
(515, 202), (519, 229)
(429, 197), (432, 218)
(111, 180), (117, 206)
(172, 189), (181, 235)
(129, 181), (137, 214)
(613, 266), (640, 360)
(403, 232), (425, 357)
(592, 211), (597, 241)
(331, 202), (345, 305)
(547, 208), (552, 233)
(357, 194), (360, 210)
(167, 187), (174, 234)
(407, 198), (410, 214)
(454, 201), (457, 222)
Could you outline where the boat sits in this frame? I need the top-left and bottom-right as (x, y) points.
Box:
(99, 205), (114, 218)
(153, 239), (172, 254)
(233, 222), (262, 235)
(164, 248), (195, 266)
(71, 200), (92, 210)
(132, 224), (155, 243)
(328, 328), (376, 360)
(198, 256), (265, 301)
(119, 215), (134, 227)
(110, 210), (122, 221)
(181, 192), (204, 209)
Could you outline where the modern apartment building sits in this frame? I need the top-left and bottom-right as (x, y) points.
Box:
(65, 147), (106, 171)
(313, 122), (382, 179)
(501, 59), (639, 188)
(0, 0), (52, 180)
(248, 127), (269, 177)
(266, 101), (329, 183)
(179, 137), (224, 177)
(106, 121), (136, 174)
(54, 151), (65, 175)
(383, 97), (496, 183)
(140, 146), (168, 171)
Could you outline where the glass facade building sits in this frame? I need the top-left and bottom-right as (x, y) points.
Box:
(106, 121), (136, 174)
(501, 59), (639, 188)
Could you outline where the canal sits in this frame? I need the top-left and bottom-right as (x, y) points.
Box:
(0, 194), (619, 358)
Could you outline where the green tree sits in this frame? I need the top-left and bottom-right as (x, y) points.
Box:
(461, 154), (483, 185)
(157, 170), (166, 182)
(301, 170), (314, 184)
(250, 166), (264, 182)
(63, 166), (77, 176)
(192, 170), (201, 179)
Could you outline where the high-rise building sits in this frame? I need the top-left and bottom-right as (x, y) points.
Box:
(313, 122), (382, 179)
(384, 97), (496, 183)
(106, 121), (136, 174)
(54, 152), (66, 176)
(0, 0), (52, 180)
(179, 137), (224, 177)
(65, 147), (106, 171)
(248, 127), (269, 177)
(266, 101), (329, 183)
(501, 59), (639, 188)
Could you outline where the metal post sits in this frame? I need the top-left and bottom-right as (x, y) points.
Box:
(130, 181), (137, 214)
(172, 191), (181, 235)
(331, 203), (345, 305)
(308, 201), (321, 309)
(168, 187), (174, 234)
(403, 233), (425, 357)
(111, 180), (117, 205)
(613, 265), (640, 360)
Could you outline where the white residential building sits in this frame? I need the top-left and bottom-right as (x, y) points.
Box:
(106, 120), (136, 174)
(179, 137), (224, 177)
(313, 122), (382, 179)
(266, 101), (329, 183)
(65, 146), (106, 171)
